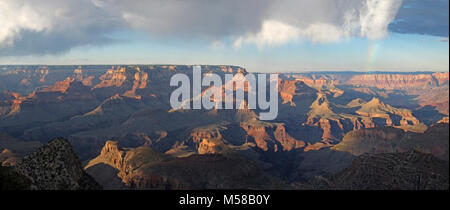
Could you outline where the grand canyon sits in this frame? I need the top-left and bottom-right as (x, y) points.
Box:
(0, 65), (448, 190)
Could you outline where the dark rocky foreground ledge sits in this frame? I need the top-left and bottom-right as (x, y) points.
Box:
(294, 150), (449, 190)
(1, 138), (101, 190)
(1, 137), (448, 190)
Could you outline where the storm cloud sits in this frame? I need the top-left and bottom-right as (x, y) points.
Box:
(388, 0), (449, 37)
(0, 0), (446, 56)
(0, 0), (124, 55)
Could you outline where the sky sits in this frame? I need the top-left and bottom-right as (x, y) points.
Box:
(0, 0), (448, 72)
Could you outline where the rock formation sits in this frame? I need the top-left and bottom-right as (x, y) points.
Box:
(298, 150), (449, 190)
(14, 138), (101, 190)
(333, 122), (449, 160)
(0, 65), (448, 190)
(85, 141), (275, 190)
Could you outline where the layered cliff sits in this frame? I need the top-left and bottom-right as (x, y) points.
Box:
(345, 73), (448, 89)
(287, 72), (449, 115)
(288, 72), (449, 90)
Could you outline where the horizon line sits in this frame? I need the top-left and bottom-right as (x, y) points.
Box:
(0, 64), (448, 73)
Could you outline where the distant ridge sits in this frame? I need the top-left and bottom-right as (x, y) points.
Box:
(283, 71), (446, 75)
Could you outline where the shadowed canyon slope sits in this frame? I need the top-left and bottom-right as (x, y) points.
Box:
(84, 141), (277, 189)
(333, 122), (449, 160)
(0, 65), (448, 189)
(296, 150), (449, 190)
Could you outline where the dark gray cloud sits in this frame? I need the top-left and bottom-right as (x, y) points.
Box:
(106, 0), (270, 39)
(109, 0), (403, 44)
(2, 0), (445, 56)
(0, 0), (125, 56)
(0, 28), (117, 56)
(389, 0), (449, 37)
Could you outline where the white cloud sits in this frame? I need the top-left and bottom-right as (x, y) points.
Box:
(0, 0), (404, 55)
(0, 1), (53, 46)
(234, 0), (403, 48)
(233, 20), (302, 48)
(0, 0), (123, 55)
(91, 0), (105, 8)
(302, 23), (344, 43)
(358, 0), (403, 39)
(233, 21), (346, 48)
(210, 40), (225, 49)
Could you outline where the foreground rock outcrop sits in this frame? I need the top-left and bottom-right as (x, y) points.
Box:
(14, 138), (102, 190)
(333, 122), (449, 160)
(297, 150), (449, 190)
(85, 140), (276, 190)
(0, 165), (31, 190)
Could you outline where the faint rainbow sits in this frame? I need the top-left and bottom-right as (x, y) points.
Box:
(366, 43), (380, 72)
